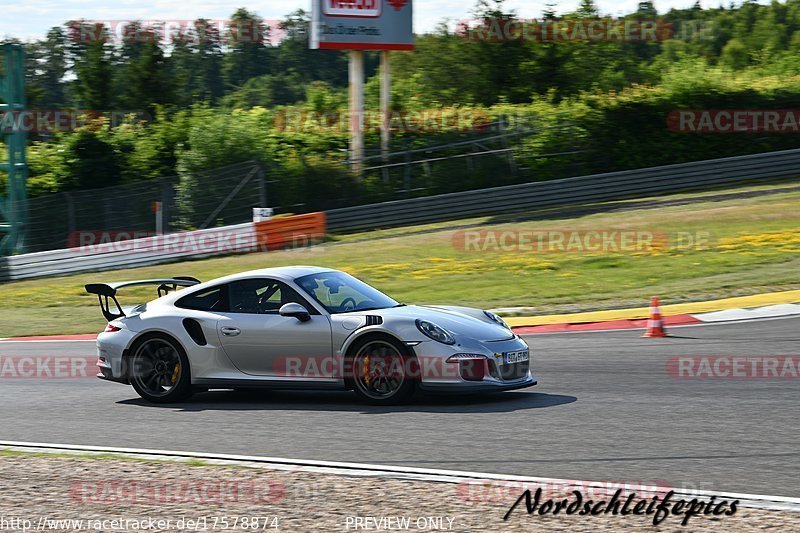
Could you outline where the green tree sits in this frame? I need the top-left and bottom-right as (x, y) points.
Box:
(62, 131), (123, 190)
(575, 0), (600, 18)
(720, 37), (749, 68)
(73, 24), (112, 109)
(223, 9), (271, 89)
(170, 19), (225, 105)
(115, 26), (175, 114)
(26, 27), (68, 107)
(274, 10), (348, 88)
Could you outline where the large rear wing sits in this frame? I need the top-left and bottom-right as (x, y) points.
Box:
(85, 276), (201, 321)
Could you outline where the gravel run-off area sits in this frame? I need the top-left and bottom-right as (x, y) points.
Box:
(0, 455), (798, 532)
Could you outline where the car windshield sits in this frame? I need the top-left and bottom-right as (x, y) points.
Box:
(295, 271), (398, 314)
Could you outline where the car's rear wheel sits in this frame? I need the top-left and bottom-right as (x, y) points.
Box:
(349, 336), (417, 405)
(129, 334), (192, 403)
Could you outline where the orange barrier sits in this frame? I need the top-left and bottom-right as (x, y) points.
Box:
(254, 212), (326, 252)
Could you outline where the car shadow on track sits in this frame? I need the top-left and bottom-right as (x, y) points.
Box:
(116, 390), (577, 414)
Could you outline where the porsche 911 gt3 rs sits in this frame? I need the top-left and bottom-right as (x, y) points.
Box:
(86, 266), (536, 405)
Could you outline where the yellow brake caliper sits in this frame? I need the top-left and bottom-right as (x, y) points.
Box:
(362, 356), (371, 385)
(171, 363), (181, 384)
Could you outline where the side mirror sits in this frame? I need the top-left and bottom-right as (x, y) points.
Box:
(279, 302), (311, 322)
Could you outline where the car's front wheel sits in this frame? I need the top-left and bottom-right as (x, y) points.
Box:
(349, 335), (417, 405)
(129, 334), (192, 404)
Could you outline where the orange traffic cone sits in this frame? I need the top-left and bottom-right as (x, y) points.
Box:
(642, 296), (668, 338)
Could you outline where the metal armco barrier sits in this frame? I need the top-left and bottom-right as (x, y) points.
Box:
(0, 224), (257, 282)
(326, 148), (800, 232)
(1, 148), (799, 282)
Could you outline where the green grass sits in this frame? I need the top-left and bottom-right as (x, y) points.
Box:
(1, 183), (799, 337)
(0, 449), (167, 463)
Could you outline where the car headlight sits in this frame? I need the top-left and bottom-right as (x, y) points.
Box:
(415, 319), (456, 345)
(484, 310), (511, 330)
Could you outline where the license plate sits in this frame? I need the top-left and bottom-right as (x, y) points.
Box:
(504, 350), (529, 364)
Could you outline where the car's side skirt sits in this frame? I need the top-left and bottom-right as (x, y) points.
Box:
(192, 378), (347, 391)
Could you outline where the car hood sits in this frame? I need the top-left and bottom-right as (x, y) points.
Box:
(351, 305), (514, 341)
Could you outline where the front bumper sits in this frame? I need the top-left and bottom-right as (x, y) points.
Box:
(419, 374), (537, 393)
(409, 334), (536, 392)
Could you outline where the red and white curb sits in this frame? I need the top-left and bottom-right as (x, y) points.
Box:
(512, 314), (699, 334)
(0, 440), (798, 513)
(513, 303), (800, 335)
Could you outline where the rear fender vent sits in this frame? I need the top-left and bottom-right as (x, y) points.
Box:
(365, 315), (383, 327)
(183, 318), (207, 346)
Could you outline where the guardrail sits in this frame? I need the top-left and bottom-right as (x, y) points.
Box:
(0, 213), (329, 282)
(326, 148), (800, 233)
(0, 224), (257, 282)
(1, 148), (799, 282)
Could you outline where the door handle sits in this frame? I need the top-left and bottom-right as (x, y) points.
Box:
(221, 327), (241, 337)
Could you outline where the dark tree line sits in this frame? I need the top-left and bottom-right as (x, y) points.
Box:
(14, 0), (800, 112)
(6, 0), (800, 201)
(19, 9), (352, 113)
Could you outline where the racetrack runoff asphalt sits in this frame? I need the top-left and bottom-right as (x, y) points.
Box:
(1, 317), (798, 498)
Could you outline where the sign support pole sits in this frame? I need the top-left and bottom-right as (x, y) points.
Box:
(380, 50), (391, 176)
(0, 44), (28, 256)
(153, 202), (164, 235)
(349, 50), (365, 178)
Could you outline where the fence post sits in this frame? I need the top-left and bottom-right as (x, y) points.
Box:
(158, 177), (172, 233)
(258, 164), (267, 208)
(504, 135), (517, 176)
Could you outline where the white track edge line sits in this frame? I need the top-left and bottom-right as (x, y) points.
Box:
(1, 440), (799, 512)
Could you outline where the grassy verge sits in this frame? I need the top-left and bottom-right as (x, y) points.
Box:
(1, 183), (799, 337)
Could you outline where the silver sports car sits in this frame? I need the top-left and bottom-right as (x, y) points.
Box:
(87, 266), (535, 405)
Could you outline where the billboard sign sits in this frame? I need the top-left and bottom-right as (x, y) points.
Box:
(310, 0), (414, 50)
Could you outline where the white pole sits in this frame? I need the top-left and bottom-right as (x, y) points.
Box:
(349, 50), (365, 178)
(380, 50), (391, 167)
(154, 201), (163, 235)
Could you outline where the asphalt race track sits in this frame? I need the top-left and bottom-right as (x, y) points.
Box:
(1, 317), (798, 498)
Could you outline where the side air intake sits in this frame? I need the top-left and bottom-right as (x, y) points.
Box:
(365, 316), (383, 326)
(183, 318), (207, 346)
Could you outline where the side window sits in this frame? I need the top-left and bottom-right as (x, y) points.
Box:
(227, 279), (315, 315)
(176, 286), (227, 312)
